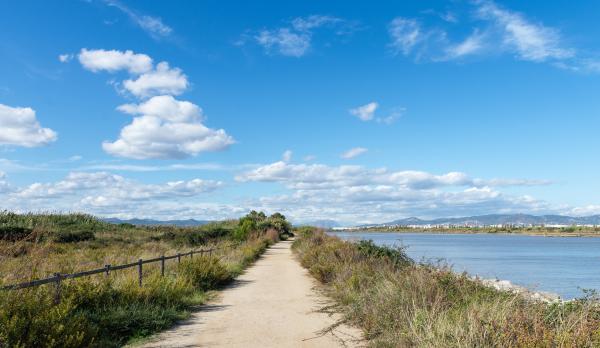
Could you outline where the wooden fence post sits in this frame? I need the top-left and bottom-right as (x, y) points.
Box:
(105, 264), (111, 277)
(53, 273), (61, 304)
(177, 253), (181, 264)
(190, 250), (194, 259)
(160, 255), (165, 276)
(138, 259), (143, 287)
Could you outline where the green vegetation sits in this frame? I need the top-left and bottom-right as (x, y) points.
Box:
(293, 228), (600, 347)
(0, 210), (288, 347)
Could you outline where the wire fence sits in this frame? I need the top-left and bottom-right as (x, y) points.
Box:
(1, 245), (229, 303)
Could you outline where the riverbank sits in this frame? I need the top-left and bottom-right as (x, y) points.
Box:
(294, 229), (600, 347)
(334, 227), (600, 237)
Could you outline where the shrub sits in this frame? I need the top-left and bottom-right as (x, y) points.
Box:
(356, 240), (412, 267)
(53, 230), (95, 243)
(233, 217), (256, 241)
(177, 256), (232, 290)
(0, 226), (33, 241)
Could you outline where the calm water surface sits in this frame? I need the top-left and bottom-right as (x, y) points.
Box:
(329, 232), (600, 299)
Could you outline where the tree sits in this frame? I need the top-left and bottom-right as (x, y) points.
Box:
(233, 216), (257, 241)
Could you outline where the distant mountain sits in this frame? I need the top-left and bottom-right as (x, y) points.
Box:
(377, 214), (600, 227)
(103, 218), (211, 227)
(301, 219), (341, 228)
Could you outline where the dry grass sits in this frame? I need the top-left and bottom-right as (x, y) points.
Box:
(293, 229), (600, 347)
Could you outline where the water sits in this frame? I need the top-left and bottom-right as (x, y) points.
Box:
(329, 231), (600, 299)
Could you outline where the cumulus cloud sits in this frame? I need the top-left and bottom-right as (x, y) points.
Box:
(246, 15), (353, 57)
(13, 171), (221, 200)
(78, 49), (188, 98)
(0, 171), (232, 220)
(78, 48), (153, 74)
(341, 147), (368, 159)
(103, 95), (234, 159)
(0, 104), (57, 147)
(78, 49), (233, 159)
(349, 102), (378, 121)
(123, 62), (188, 98)
(236, 161), (554, 191)
(234, 160), (559, 224)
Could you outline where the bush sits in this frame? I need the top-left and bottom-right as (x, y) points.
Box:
(0, 226), (34, 241)
(356, 240), (412, 267)
(177, 256), (232, 290)
(233, 217), (256, 241)
(53, 230), (95, 243)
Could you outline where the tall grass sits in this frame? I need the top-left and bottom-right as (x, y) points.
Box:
(293, 229), (600, 347)
(0, 212), (282, 347)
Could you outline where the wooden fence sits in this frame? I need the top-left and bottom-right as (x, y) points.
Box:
(1, 245), (228, 303)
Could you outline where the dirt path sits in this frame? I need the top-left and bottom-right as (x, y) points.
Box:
(138, 240), (362, 347)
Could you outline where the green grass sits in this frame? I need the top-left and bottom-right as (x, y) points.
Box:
(0, 212), (284, 347)
(293, 228), (600, 347)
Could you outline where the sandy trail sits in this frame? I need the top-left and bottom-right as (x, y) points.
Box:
(138, 240), (362, 348)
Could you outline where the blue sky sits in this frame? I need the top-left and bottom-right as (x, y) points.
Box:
(1, 0), (600, 224)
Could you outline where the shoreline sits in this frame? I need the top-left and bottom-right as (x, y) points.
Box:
(328, 231), (577, 301)
(329, 229), (600, 238)
(476, 277), (565, 303)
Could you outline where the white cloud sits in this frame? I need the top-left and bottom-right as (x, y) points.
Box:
(105, 0), (172, 39)
(117, 95), (200, 122)
(389, 1), (576, 68)
(282, 150), (293, 162)
(77, 50), (189, 98)
(291, 15), (341, 32)
(349, 102), (378, 121)
(388, 18), (421, 55)
(234, 160), (559, 224)
(476, 1), (573, 62)
(58, 54), (73, 63)
(0, 171), (233, 220)
(103, 95), (234, 159)
(78, 49), (153, 74)
(0, 104), (57, 147)
(303, 155), (316, 162)
(341, 147), (368, 159)
(255, 29), (311, 57)
(13, 171), (221, 200)
(444, 30), (486, 59)
(236, 161), (551, 191)
(123, 62), (188, 98)
(80, 162), (224, 172)
(77, 50), (233, 159)
(376, 107), (405, 125)
(249, 15), (351, 57)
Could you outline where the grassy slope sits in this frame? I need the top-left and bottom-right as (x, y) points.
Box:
(0, 212), (280, 347)
(293, 228), (600, 347)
